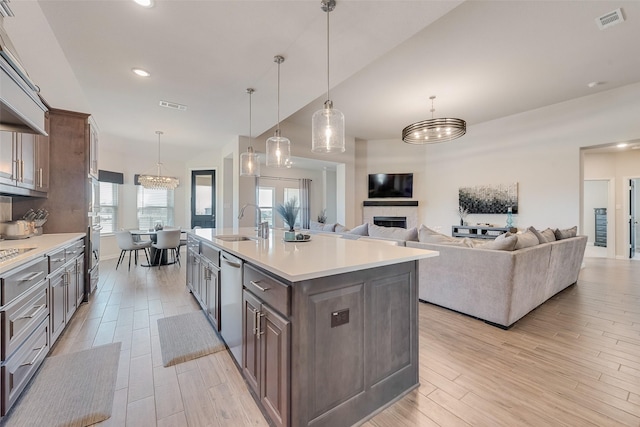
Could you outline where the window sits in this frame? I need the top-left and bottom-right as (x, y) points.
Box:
(137, 186), (174, 230)
(258, 187), (274, 227)
(99, 182), (118, 233)
(284, 187), (301, 228)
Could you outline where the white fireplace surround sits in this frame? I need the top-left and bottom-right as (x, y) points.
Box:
(363, 202), (419, 229)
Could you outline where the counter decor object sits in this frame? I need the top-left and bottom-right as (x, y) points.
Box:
(276, 197), (299, 240)
(284, 232), (311, 243)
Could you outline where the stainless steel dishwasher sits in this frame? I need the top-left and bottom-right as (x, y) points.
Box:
(219, 251), (243, 365)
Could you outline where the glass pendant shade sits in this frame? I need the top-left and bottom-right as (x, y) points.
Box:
(240, 146), (260, 177)
(266, 131), (291, 168)
(312, 100), (345, 153)
(240, 88), (260, 177)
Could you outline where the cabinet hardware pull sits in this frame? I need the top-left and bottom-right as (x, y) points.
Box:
(257, 312), (265, 339)
(18, 271), (44, 282)
(19, 343), (47, 367)
(221, 256), (242, 268)
(16, 304), (46, 320)
(52, 258), (65, 262)
(250, 280), (270, 292)
(252, 308), (259, 335)
(20, 159), (24, 182)
(38, 168), (43, 187)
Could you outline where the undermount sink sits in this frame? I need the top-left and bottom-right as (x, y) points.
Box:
(215, 235), (257, 242)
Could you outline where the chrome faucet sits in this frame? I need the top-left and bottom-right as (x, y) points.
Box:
(238, 203), (269, 239)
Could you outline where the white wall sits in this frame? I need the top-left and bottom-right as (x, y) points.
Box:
(360, 82), (640, 241)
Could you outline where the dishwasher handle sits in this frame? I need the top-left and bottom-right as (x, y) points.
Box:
(221, 254), (242, 268)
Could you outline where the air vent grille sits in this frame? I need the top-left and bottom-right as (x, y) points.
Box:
(596, 8), (625, 30)
(159, 100), (187, 111)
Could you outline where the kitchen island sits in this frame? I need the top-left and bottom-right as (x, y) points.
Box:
(187, 228), (437, 427)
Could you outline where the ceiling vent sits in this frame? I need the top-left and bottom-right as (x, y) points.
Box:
(159, 100), (187, 111)
(596, 8), (625, 30)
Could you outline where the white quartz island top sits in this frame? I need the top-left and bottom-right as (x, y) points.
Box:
(0, 233), (86, 275)
(191, 228), (438, 282)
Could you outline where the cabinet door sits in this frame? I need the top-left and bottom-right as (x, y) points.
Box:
(35, 121), (49, 192)
(198, 259), (208, 309)
(89, 120), (98, 178)
(64, 263), (77, 321)
(49, 272), (66, 345)
(260, 304), (290, 427)
(76, 255), (85, 307)
(0, 130), (16, 185)
(206, 265), (220, 330)
(242, 289), (261, 394)
(17, 133), (36, 189)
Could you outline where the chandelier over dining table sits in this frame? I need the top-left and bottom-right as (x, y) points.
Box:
(138, 131), (180, 190)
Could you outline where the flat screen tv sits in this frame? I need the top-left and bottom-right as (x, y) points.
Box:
(368, 173), (413, 198)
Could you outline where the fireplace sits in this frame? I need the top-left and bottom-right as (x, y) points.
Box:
(373, 216), (407, 228)
(363, 201), (419, 229)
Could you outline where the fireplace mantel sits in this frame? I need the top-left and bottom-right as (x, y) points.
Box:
(363, 201), (418, 207)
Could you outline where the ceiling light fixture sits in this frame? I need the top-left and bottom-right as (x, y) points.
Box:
(266, 55), (291, 168)
(402, 95), (466, 144)
(138, 131), (179, 190)
(133, 0), (154, 8)
(312, 0), (345, 154)
(132, 68), (150, 77)
(240, 88), (260, 177)
(617, 143), (629, 148)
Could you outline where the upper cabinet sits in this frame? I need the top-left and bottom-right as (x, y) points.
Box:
(34, 113), (50, 192)
(0, 130), (39, 192)
(88, 117), (98, 179)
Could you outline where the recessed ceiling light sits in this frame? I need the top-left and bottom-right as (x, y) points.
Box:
(133, 0), (154, 7)
(132, 68), (150, 77)
(616, 143), (628, 148)
(587, 81), (603, 88)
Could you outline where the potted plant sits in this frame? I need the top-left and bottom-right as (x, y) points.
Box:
(276, 197), (300, 240)
(456, 205), (469, 226)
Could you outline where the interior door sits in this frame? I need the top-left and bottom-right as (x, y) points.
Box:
(191, 170), (216, 228)
(630, 179), (638, 258)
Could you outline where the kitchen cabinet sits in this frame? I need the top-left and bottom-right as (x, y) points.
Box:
(0, 130), (36, 191)
(200, 243), (220, 330)
(34, 112), (49, 192)
(88, 117), (99, 179)
(242, 265), (290, 427)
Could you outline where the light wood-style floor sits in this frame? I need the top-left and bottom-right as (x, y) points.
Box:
(52, 256), (640, 426)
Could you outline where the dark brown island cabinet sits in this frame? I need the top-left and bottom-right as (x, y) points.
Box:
(187, 233), (420, 427)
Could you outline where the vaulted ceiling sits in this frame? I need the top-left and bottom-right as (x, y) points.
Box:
(4, 1), (640, 160)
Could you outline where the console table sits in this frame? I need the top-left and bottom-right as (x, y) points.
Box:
(452, 225), (517, 239)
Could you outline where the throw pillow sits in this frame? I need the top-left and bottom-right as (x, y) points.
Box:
(527, 226), (547, 244)
(309, 220), (324, 231)
(418, 225), (455, 243)
(514, 230), (539, 250)
(348, 223), (369, 236)
(541, 228), (556, 242)
(479, 235), (518, 251)
(369, 223), (418, 242)
(335, 224), (349, 233)
(554, 226), (577, 240)
(321, 223), (337, 232)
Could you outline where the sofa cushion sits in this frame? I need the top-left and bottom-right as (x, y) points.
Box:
(418, 225), (456, 243)
(514, 230), (539, 249)
(369, 223), (418, 242)
(347, 223), (369, 236)
(554, 226), (577, 240)
(527, 226), (546, 244)
(479, 235), (518, 251)
(541, 228), (556, 242)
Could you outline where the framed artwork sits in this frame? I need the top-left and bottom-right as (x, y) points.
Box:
(459, 183), (518, 214)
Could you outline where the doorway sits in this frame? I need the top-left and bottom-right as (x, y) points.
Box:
(191, 170), (216, 228)
(630, 178), (640, 259)
(583, 179), (615, 258)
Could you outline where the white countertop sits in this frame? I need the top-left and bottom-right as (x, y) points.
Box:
(191, 228), (438, 282)
(0, 233), (86, 275)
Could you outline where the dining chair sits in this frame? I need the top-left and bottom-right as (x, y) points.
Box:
(152, 229), (182, 266)
(115, 230), (153, 270)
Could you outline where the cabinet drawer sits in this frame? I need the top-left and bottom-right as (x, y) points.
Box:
(1, 317), (49, 415)
(201, 242), (220, 267)
(244, 264), (290, 317)
(65, 239), (85, 258)
(1, 257), (48, 306)
(48, 247), (67, 273)
(1, 280), (49, 360)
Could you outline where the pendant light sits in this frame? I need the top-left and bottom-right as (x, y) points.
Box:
(266, 55), (291, 168)
(402, 96), (466, 144)
(240, 88), (260, 177)
(138, 131), (179, 190)
(312, 0), (345, 154)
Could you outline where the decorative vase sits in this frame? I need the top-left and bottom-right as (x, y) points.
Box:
(506, 207), (514, 228)
(460, 219), (464, 226)
(284, 230), (296, 241)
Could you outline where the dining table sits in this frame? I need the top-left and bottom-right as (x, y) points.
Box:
(129, 229), (185, 266)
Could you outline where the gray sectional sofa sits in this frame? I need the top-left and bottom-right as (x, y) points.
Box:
(406, 232), (587, 328)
